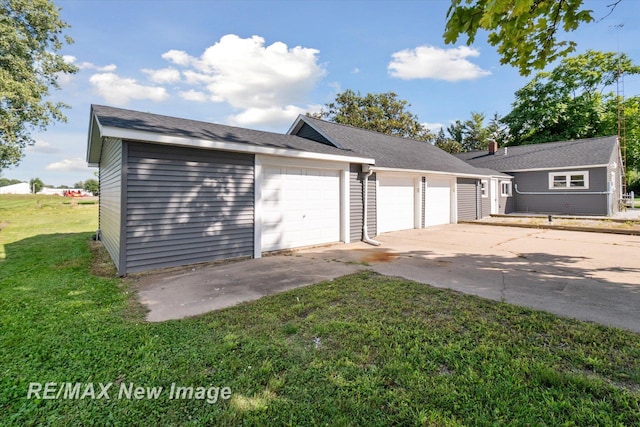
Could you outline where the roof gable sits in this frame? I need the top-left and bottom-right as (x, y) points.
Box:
(456, 136), (619, 172)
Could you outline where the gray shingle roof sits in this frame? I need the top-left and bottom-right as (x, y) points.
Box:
(90, 105), (369, 159)
(455, 136), (618, 171)
(292, 115), (490, 176)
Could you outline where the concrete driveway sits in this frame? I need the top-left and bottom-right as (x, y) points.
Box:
(136, 224), (640, 332)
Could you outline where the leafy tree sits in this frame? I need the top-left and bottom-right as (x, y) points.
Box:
(29, 177), (43, 193)
(73, 181), (83, 189)
(83, 178), (98, 196)
(434, 127), (462, 154)
(462, 112), (492, 151)
(444, 0), (599, 75)
(502, 51), (640, 157)
(446, 120), (465, 145)
(311, 90), (434, 141)
(1, 0), (78, 169)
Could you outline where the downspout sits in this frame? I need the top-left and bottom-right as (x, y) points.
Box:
(362, 168), (381, 246)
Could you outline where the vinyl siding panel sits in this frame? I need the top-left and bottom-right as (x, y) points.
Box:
(512, 168), (608, 215)
(98, 138), (123, 273)
(457, 178), (478, 220)
(349, 164), (376, 241)
(125, 142), (254, 273)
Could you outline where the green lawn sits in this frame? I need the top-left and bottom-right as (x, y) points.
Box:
(1, 195), (639, 426)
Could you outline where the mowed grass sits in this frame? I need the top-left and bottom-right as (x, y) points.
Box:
(1, 195), (639, 426)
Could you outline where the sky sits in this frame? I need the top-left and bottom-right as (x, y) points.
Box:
(4, 0), (640, 186)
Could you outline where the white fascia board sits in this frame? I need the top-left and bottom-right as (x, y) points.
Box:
(99, 125), (374, 165)
(371, 166), (491, 179)
(503, 164), (608, 173)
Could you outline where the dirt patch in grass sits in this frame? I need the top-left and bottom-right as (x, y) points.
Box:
(477, 215), (640, 233)
(88, 240), (118, 278)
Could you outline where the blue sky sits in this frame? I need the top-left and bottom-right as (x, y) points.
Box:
(5, 0), (640, 186)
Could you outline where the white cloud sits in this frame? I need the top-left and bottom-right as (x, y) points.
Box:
(162, 34), (326, 110)
(179, 89), (208, 102)
(64, 56), (117, 72)
(26, 140), (60, 154)
(423, 122), (445, 132)
(45, 157), (87, 172)
(228, 104), (321, 128)
(142, 67), (181, 84)
(162, 49), (192, 66)
(388, 45), (491, 81)
(89, 73), (169, 105)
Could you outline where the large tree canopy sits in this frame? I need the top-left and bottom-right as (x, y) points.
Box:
(444, 0), (598, 76)
(0, 0), (77, 169)
(502, 50), (639, 143)
(310, 90), (433, 141)
(501, 50), (640, 169)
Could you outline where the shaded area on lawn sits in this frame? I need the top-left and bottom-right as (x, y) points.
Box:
(0, 232), (639, 425)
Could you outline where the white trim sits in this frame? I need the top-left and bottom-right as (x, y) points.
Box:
(502, 164), (607, 173)
(370, 166), (490, 179)
(341, 168), (350, 243)
(500, 180), (512, 197)
(96, 125), (375, 165)
(548, 170), (590, 190)
(480, 180), (489, 198)
(451, 179), (458, 224)
(414, 177), (422, 229)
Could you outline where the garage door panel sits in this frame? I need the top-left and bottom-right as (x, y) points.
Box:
(425, 178), (451, 226)
(377, 175), (414, 233)
(262, 167), (340, 251)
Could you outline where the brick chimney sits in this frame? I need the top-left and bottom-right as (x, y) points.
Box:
(488, 139), (498, 155)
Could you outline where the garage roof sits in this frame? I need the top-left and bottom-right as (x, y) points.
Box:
(288, 115), (494, 177)
(87, 105), (374, 166)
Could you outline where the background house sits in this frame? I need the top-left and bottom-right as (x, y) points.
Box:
(87, 105), (496, 275)
(456, 136), (623, 216)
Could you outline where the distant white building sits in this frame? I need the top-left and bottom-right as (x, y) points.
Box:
(0, 182), (30, 194)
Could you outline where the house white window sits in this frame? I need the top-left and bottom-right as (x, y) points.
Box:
(548, 171), (589, 189)
(500, 181), (512, 197)
(480, 180), (488, 198)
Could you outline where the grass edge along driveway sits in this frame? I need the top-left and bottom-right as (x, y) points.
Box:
(0, 195), (639, 426)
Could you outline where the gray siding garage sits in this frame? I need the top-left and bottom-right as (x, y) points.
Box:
(88, 105), (374, 275)
(89, 106), (495, 275)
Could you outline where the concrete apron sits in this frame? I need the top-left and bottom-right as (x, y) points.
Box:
(136, 223), (640, 333)
(296, 224), (640, 333)
(135, 255), (365, 322)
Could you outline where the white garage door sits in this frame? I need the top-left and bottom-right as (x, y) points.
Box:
(425, 178), (451, 226)
(262, 167), (340, 251)
(377, 175), (415, 233)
